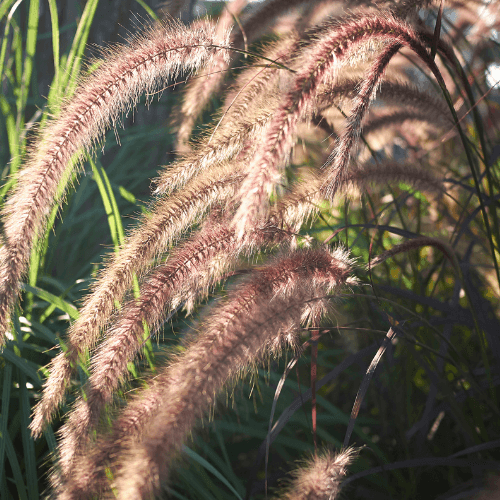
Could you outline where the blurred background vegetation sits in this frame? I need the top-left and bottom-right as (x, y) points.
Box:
(1, 0), (500, 498)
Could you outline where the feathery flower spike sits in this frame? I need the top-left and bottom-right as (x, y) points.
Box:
(232, 13), (445, 234)
(56, 176), (330, 482)
(175, 0), (248, 152)
(0, 19), (232, 349)
(31, 164), (242, 437)
(105, 248), (355, 499)
(322, 41), (402, 196)
(277, 448), (359, 500)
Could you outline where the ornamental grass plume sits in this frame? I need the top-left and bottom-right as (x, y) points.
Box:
(172, 0), (322, 154)
(323, 41), (404, 196)
(56, 213), (288, 474)
(109, 247), (356, 499)
(54, 247), (355, 499)
(56, 172), (345, 478)
(232, 12), (446, 234)
(277, 448), (360, 500)
(31, 164), (243, 436)
(154, 34), (300, 195)
(360, 109), (449, 143)
(0, 19), (231, 350)
(174, 0), (248, 153)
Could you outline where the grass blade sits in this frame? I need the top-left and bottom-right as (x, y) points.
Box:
(20, 283), (79, 321)
(134, 0), (159, 21)
(18, 370), (38, 498)
(1, 348), (41, 385)
(16, 0), (39, 134)
(0, 363), (12, 489)
(4, 429), (28, 500)
(182, 446), (244, 500)
(47, 0), (60, 92)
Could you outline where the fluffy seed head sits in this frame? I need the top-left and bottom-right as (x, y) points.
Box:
(278, 448), (360, 500)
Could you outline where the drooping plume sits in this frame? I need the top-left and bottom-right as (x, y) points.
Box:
(61, 247), (355, 499)
(55, 213), (280, 476)
(31, 164), (242, 437)
(321, 41), (403, 197)
(55, 175), (332, 485)
(0, 19), (232, 349)
(174, 0), (248, 152)
(232, 13), (444, 234)
(154, 34), (299, 196)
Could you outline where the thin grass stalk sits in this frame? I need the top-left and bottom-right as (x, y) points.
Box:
(431, 32), (500, 288)
(419, 35), (500, 397)
(0, 19), (232, 349)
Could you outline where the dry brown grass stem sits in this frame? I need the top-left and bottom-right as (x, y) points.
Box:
(108, 247), (355, 499)
(31, 165), (242, 437)
(367, 236), (458, 270)
(277, 448), (360, 500)
(0, 19), (232, 349)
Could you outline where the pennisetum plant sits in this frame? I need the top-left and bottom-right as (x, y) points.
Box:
(0, 0), (499, 498)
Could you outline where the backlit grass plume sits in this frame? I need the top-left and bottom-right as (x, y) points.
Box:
(31, 164), (243, 436)
(232, 12), (447, 234)
(109, 247), (355, 499)
(0, 18), (231, 349)
(277, 448), (360, 500)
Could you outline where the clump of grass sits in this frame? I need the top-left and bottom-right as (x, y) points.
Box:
(0, 1), (499, 499)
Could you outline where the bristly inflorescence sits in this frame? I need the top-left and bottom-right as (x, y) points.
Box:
(277, 447), (360, 500)
(0, 0), (496, 498)
(0, 17), (232, 351)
